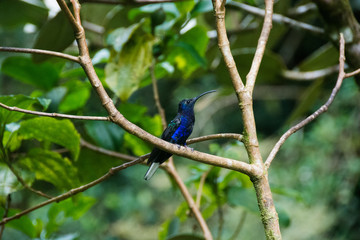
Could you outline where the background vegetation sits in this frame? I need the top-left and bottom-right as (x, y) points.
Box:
(0, 0), (359, 239)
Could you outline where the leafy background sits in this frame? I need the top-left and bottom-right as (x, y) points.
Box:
(0, 0), (359, 239)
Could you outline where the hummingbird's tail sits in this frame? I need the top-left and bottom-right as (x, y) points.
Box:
(144, 162), (160, 180)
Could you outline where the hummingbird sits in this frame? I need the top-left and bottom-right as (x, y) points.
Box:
(144, 90), (216, 180)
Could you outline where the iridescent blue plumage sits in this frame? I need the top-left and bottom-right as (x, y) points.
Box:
(144, 90), (216, 180)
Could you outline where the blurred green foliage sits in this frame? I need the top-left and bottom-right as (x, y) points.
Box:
(0, 0), (359, 240)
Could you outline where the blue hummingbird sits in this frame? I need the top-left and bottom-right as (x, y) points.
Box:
(144, 90), (216, 180)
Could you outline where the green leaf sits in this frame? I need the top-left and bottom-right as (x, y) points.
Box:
(175, 1), (196, 15)
(107, 21), (143, 52)
(19, 148), (79, 191)
(167, 234), (205, 240)
(18, 117), (80, 160)
(0, 208), (37, 238)
(298, 43), (339, 71)
(105, 34), (154, 101)
(58, 80), (91, 113)
(1, 56), (61, 90)
(167, 26), (209, 77)
(46, 195), (96, 235)
(0, 0), (48, 28)
(0, 95), (51, 124)
(123, 133), (151, 156)
(0, 164), (24, 200)
(227, 186), (259, 213)
(32, 11), (75, 63)
(84, 121), (124, 151)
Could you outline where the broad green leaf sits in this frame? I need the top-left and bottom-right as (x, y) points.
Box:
(159, 217), (180, 240)
(0, 95), (51, 124)
(0, 164), (24, 200)
(19, 117), (80, 160)
(46, 195), (96, 235)
(3, 123), (22, 152)
(84, 121), (124, 151)
(32, 11), (75, 63)
(175, 1), (196, 15)
(105, 35), (154, 101)
(19, 148), (79, 191)
(59, 80), (91, 113)
(123, 133), (151, 156)
(1, 57), (61, 90)
(227, 186), (259, 213)
(167, 26), (209, 77)
(167, 234), (205, 240)
(107, 21), (143, 52)
(0, 0), (48, 28)
(0, 208), (37, 238)
(191, 1), (213, 16)
(298, 43), (338, 71)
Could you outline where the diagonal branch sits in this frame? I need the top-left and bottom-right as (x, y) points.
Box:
(227, 1), (324, 35)
(265, 33), (347, 169)
(0, 47), (80, 63)
(0, 156), (146, 226)
(245, 0), (274, 92)
(0, 102), (109, 121)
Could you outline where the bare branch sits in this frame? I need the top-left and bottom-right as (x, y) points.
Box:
(212, 0), (245, 91)
(150, 62), (167, 130)
(0, 156), (146, 226)
(227, 1), (324, 35)
(187, 133), (243, 144)
(0, 102), (109, 121)
(165, 164), (213, 240)
(195, 167), (213, 209)
(345, 67), (360, 78)
(265, 33), (346, 169)
(0, 47), (80, 63)
(245, 0), (274, 92)
(6, 163), (52, 199)
(80, 138), (140, 162)
(282, 65), (340, 80)
(0, 195), (11, 239)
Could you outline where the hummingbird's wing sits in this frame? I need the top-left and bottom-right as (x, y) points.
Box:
(161, 116), (181, 142)
(146, 116), (181, 165)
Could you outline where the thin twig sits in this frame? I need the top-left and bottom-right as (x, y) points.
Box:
(229, 210), (247, 240)
(265, 33), (346, 169)
(187, 133), (243, 144)
(0, 156), (146, 226)
(0, 195), (11, 239)
(345, 67), (360, 78)
(195, 167), (213, 208)
(80, 138), (141, 162)
(150, 61), (167, 130)
(0, 47), (80, 63)
(0, 102), (109, 121)
(227, 1), (324, 35)
(165, 164), (213, 240)
(6, 163), (52, 199)
(245, 0), (274, 92)
(282, 65), (340, 80)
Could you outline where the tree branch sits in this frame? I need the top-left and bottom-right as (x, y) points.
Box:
(165, 164), (213, 240)
(0, 195), (11, 239)
(245, 0), (274, 92)
(0, 156), (146, 226)
(345, 67), (360, 78)
(282, 65), (340, 81)
(265, 33), (346, 169)
(227, 1), (324, 35)
(150, 62), (167, 130)
(212, 0), (245, 91)
(0, 102), (109, 121)
(0, 47), (80, 63)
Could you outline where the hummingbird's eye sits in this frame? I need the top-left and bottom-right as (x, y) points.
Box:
(186, 100), (191, 104)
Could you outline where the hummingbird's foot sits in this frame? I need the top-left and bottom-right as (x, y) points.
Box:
(176, 144), (181, 150)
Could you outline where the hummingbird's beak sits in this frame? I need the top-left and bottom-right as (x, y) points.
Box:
(193, 90), (216, 102)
